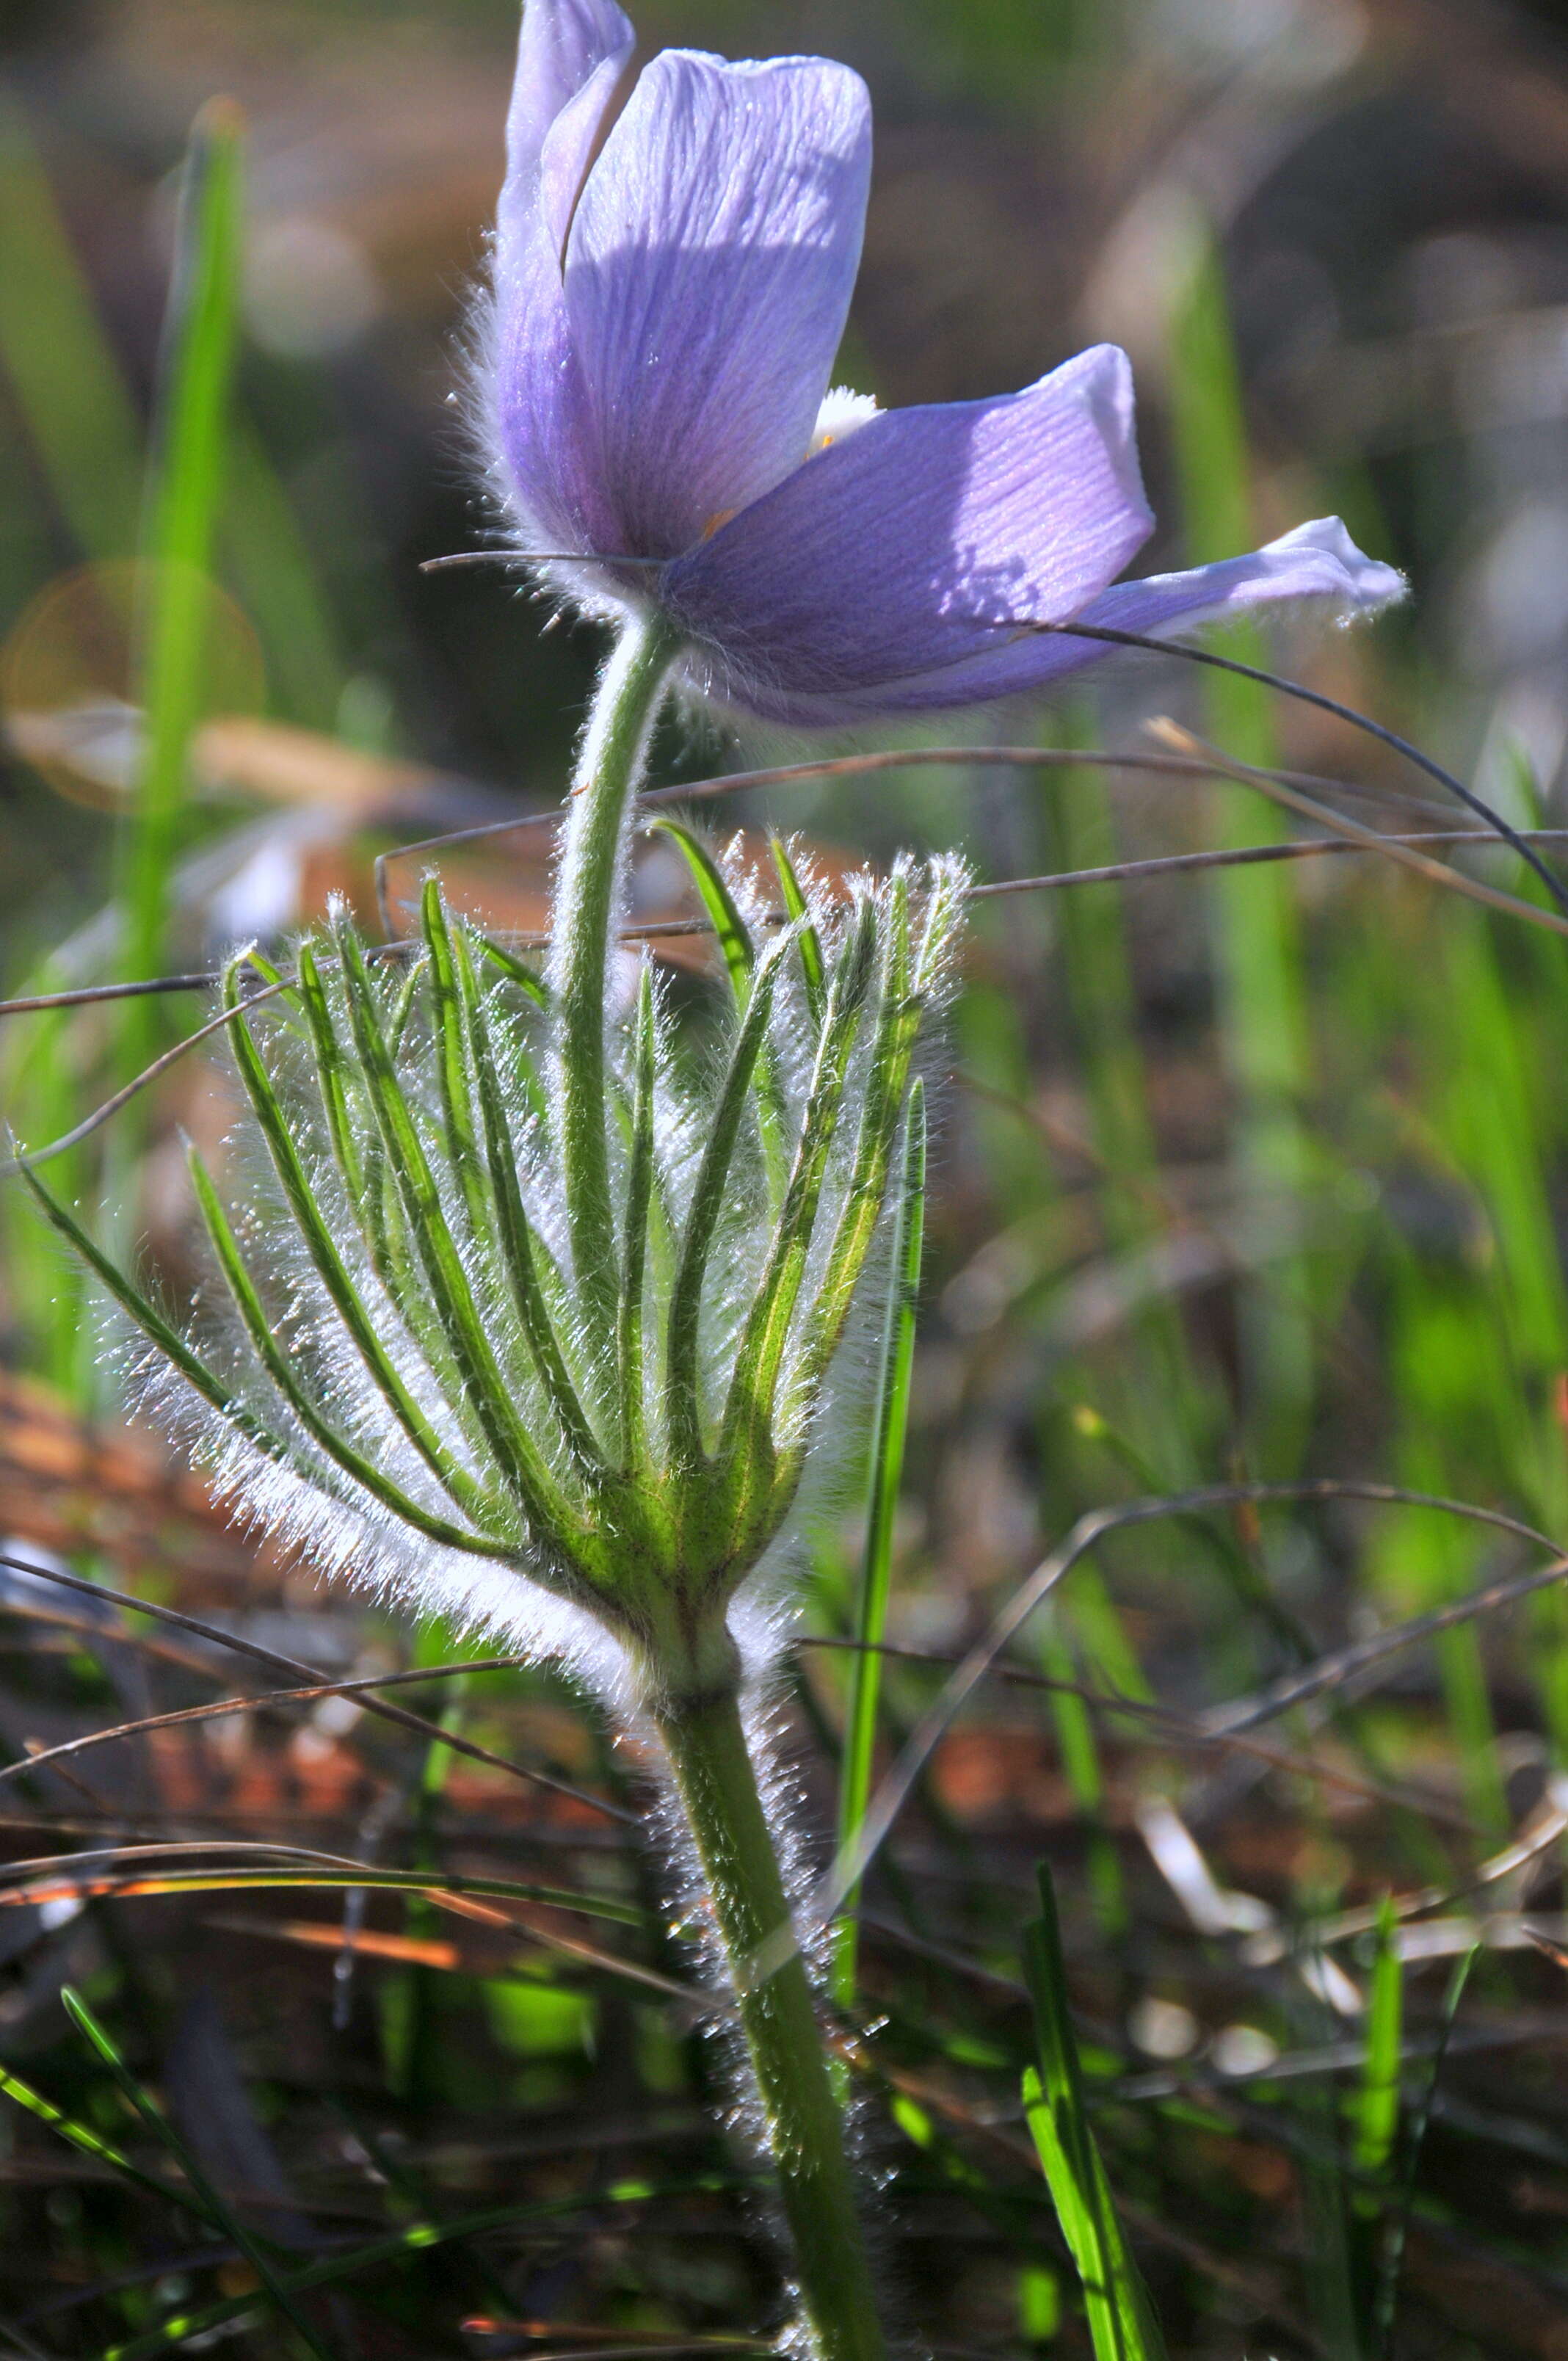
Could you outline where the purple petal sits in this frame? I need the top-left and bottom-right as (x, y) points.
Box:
(663, 346), (1153, 714)
(488, 3), (636, 556)
(500, 0), (635, 246)
(562, 51), (872, 559)
(682, 512), (1406, 725)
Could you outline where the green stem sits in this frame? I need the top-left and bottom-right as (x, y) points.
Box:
(550, 612), (677, 1404)
(654, 1682), (887, 2361)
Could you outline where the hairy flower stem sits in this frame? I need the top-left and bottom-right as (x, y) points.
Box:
(655, 1683), (887, 2361)
(549, 612), (678, 1417)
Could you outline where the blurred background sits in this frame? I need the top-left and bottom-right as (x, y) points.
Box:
(5, 1), (1568, 2355)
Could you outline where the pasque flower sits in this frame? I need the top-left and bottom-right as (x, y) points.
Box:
(479, 0), (1404, 727)
(18, 21), (1410, 2361)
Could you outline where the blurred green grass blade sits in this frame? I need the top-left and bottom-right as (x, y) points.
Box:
(1021, 1866), (1167, 2360)
(0, 2056), (214, 2226)
(1384, 893), (1568, 1768)
(99, 2172), (750, 2361)
(119, 101), (245, 1017)
(385, 1664), (471, 2107)
(1353, 1895), (1403, 2182)
(832, 1083), (926, 2010)
(225, 419), (345, 728)
(1169, 222), (1316, 1468)
(0, 97), (142, 556)
(1373, 1940), (1478, 2359)
(1035, 1616), (1125, 1937)
(0, 997), (92, 1390)
(60, 1984), (337, 2361)
(1067, 1400), (1310, 1668)
(1042, 728), (1209, 1483)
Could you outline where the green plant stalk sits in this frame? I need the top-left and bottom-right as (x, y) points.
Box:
(654, 1682), (887, 2361)
(551, 610), (678, 1400)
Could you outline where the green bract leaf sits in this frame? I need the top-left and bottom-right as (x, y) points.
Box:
(665, 926), (794, 1475)
(770, 833), (826, 1027)
(650, 816), (755, 1004)
(187, 1146), (510, 1558)
(329, 911), (594, 1574)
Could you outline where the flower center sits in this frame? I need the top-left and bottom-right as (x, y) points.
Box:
(808, 385), (882, 457)
(696, 393), (881, 548)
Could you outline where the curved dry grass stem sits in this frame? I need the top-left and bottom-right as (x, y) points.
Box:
(0, 1550), (634, 1823)
(367, 739), (1450, 935)
(12, 821), (1568, 1177)
(741, 1479), (1566, 1988)
(1022, 612), (1568, 914)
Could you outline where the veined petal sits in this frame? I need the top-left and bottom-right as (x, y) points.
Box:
(856, 515), (1407, 716)
(663, 345), (1154, 710)
(490, 4), (636, 559)
(500, 0), (636, 245)
(681, 512), (1404, 725)
(562, 49), (872, 557)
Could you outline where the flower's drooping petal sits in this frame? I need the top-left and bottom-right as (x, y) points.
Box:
(847, 515), (1408, 717)
(500, 0), (636, 246)
(678, 507), (1404, 725)
(562, 50), (873, 558)
(662, 345), (1154, 713)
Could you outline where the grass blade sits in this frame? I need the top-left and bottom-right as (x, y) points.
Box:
(1353, 1894), (1404, 2183)
(1169, 220), (1316, 1469)
(832, 1083), (925, 2011)
(0, 2058), (212, 2225)
(1373, 1940), (1477, 2358)
(60, 1985), (337, 2361)
(98, 2175), (749, 2361)
(118, 102), (244, 1047)
(10, 1866), (643, 1922)
(1021, 1867), (1167, 2361)
(0, 96), (142, 556)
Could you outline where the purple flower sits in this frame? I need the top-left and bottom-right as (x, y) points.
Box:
(480, 0), (1404, 726)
